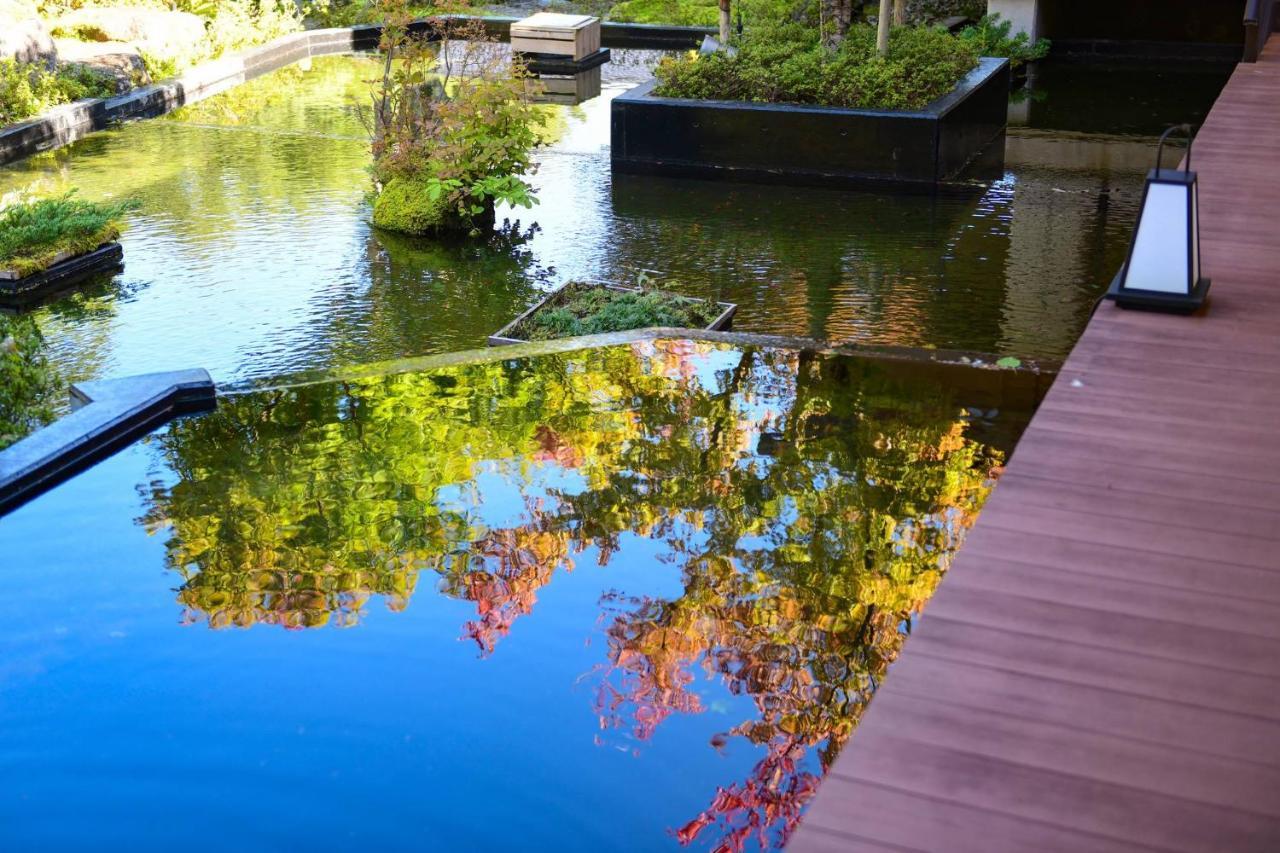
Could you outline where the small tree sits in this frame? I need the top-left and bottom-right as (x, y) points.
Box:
(876, 0), (892, 55)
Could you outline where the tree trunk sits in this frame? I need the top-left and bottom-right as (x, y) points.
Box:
(822, 0), (856, 46)
(876, 0), (891, 56)
(893, 0), (906, 26)
(719, 0), (731, 43)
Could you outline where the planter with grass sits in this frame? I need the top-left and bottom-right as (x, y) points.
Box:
(489, 281), (736, 345)
(611, 23), (1010, 188)
(0, 193), (138, 306)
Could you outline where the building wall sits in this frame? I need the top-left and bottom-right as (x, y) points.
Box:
(990, 0), (1245, 44)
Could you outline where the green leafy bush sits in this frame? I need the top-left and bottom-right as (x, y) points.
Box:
(368, 5), (542, 236)
(0, 315), (60, 450)
(0, 58), (116, 125)
(510, 282), (722, 341)
(956, 13), (1049, 68)
(0, 192), (141, 277)
(203, 0), (301, 58)
(653, 22), (978, 109)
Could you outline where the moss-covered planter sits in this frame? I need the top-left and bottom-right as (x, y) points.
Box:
(0, 242), (123, 308)
(489, 281), (737, 346)
(611, 57), (1011, 188)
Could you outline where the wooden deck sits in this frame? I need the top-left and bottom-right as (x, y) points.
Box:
(789, 41), (1280, 853)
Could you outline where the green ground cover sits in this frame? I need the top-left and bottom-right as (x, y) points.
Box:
(508, 282), (723, 340)
(0, 192), (139, 277)
(653, 21), (979, 110)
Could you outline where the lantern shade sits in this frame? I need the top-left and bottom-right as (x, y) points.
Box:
(1107, 167), (1210, 313)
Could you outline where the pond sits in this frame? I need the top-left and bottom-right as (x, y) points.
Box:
(0, 339), (1035, 851)
(0, 50), (1230, 393)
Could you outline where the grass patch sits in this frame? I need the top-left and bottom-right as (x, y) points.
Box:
(508, 282), (725, 341)
(0, 193), (141, 278)
(607, 0), (719, 27)
(653, 22), (979, 110)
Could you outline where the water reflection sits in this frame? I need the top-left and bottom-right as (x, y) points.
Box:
(141, 341), (1026, 849)
(0, 52), (1226, 391)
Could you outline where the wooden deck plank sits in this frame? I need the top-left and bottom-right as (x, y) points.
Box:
(800, 778), (1161, 853)
(882, 653), (1280, 767)
(790, 40), (1280, 851)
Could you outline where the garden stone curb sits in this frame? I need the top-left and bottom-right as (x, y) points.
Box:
(0, 368), (215, 516)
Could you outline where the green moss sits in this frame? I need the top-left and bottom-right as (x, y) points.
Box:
(653, 22), (980, 110)
(0, 192), (139, 277)
(510, 282), (723, 341)
(371, 176), (452, 235)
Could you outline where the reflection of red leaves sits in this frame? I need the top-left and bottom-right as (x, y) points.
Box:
(676, 736), (823, 853)
(594, 581), (901, 852)
(532, 425), (585, 469)
(454, 527), (572, 655)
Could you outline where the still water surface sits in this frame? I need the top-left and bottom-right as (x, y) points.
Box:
(0, 52), (1228, 390)
(0, 341), (1032, 851)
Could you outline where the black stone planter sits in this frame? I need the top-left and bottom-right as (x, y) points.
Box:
(611, 57), (1010, 188)
(0, 242), (123, 308)
(489, 282), (737, 346)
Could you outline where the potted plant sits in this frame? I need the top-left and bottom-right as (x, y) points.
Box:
(366, 1), (543, 238)
(611, 3), (1010, 187)
(489, 278), (737, 345)
(0, 192), (139, 303)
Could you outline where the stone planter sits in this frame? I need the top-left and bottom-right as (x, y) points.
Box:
(488, 281), (737, 346)
(611, 57), (1011, 188)
(0, 242), (123, 307)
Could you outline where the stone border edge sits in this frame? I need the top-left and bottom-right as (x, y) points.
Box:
(0, 368), (215, 516)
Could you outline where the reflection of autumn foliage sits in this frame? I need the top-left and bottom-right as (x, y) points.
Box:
(142, 340), (1015, 851)
(447, 526), (573, 654)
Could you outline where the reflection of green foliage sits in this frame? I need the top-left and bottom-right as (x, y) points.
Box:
(141, 340), (1012, 846)
(143, 341), (1005, 630)
(0, 314), (61, 449)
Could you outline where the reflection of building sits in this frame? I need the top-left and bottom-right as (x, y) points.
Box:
(991, 0), (1244, 56)
(991, 130), (1152, 357)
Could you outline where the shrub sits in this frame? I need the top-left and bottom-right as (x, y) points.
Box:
(653, 22), (978, 110)
(0, 192), (141, 277)
(0, 58), (116, 125)
(510, 282), (722, 341)
(203, 0), (301, 58)
(956, 13), (1050, 68)
(0, 315), (60, 450)
(367, 2), (542, 236)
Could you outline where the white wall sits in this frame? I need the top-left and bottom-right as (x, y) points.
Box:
(988, 0), (1040, 40)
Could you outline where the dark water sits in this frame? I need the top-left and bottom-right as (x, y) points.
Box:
(0, 340), (1034, 851)
(0, 52), (1229, 393)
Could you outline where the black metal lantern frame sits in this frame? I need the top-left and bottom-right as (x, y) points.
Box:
(1106, 124), (1211, 314)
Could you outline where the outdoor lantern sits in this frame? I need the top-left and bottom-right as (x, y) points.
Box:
(1106, 124), (1210, 313)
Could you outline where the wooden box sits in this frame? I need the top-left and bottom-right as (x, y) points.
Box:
(510, 13), (601, 61)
